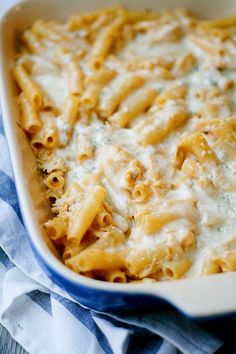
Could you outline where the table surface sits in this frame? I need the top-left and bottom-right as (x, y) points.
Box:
(0, 323), (27, 354)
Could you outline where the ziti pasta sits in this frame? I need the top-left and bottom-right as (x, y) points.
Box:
(14, 7), (236, 282)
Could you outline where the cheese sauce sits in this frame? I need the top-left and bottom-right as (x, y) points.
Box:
(16, 9), (236, 279)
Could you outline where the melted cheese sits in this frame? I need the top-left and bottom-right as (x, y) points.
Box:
(16, 9), (236, 280)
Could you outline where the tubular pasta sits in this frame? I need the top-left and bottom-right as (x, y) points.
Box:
(132, 181), (151, 202)
(189, 36), (222, 56)
(68, 185), (106, 245)
(102, 269), (127, 283)
(109, 88), (157, 127)
(172, 52), (196, 76)
(89, 17), (124, 70)
(163, 257), (192, 279)
(44, 216), (68, 241)
(67, 7), (122, 31)
(57, 95), (80, 146)
(138, 104), (188, 146)
(44, 171), (65, 192)
(77, 134), (94, 161)
(176, 132), (219, 168)
(126, 244), (168, 278)
(65, 249), (124, 272)
(32, 20), (64, 42)
(81, 68), (116, 109)
(66, 60), (84, 96)
(151, 84), (187, 109)
(31, 111), (58, 150)
(218, 251), (236, 272)
(13, 64), (43, 109)
(22, 30), (44, 54)
(94, 207), (112, 228)
(139, 212), (178, 234)
(98, 74), (145, 117)
(18, 93), (42, 134)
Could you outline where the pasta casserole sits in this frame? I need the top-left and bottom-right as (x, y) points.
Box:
(13, 7), (236, 282)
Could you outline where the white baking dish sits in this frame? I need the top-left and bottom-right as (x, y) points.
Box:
(1, 0), (236, 318)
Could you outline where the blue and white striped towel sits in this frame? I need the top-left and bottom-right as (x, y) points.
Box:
(2, 113), (236, 354)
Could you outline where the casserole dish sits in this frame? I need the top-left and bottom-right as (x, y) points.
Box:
(1, 0), (236, 318)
